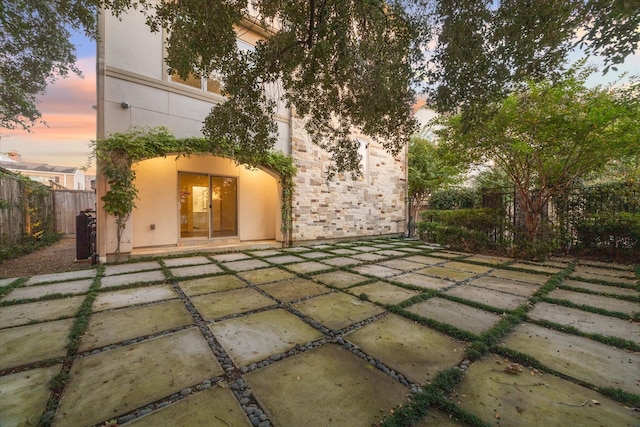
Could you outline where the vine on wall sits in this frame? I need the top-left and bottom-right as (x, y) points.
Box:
(93, 127), (296, 259)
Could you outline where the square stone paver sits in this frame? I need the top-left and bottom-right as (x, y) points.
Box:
(179, 275), (246, 296)
(547, 289), (639, 315)
(209, 308), (323, 366)
(561, 279), (638, 297)
(0, 319), (73, 370)
(2, 279), (93, 301)
(351, 245), (380, 252)
(93, 285), (177, 312)
(25, 269), (96, 286)
(0, 296), (84, 329)
(293, 292), (385, 331)
(442, 261), (493, 275)
(223, 259), (271, 272)
(210, 253), (251, 262)
(286, 261), (332, 274)
(79, 300), (194, 351)
(127, 385), (250, 426)
(0, 364), (62, 427)
(162, 256), (212, 268)
(265, 255), (306, 264)
(509, 262), (563, 274)
(328, 248), (359, 255)
(375, 250), (407, 257)
(570, 269), (637, 285)
(282, 246), (311, 253)
(237, 267), (296, 285)
(396, 247), (425, 253)
(0, 278), (18, 286)
(298, 251), (331, 259)
(392, 273), (455, 290)
(244, 344), (408, 427)
(191, 288), (276, 320)
(259, 278), (331, 302)
(320, 257), (360, 267)
(528, 302), (640, 344)
(249, 249), (284, 257)
(455, 354), (640, 427)
(54, 328), (223, 427)
(170, 263), (223, 278)
(415, 266), (476, 282)
(406, 297), (501, 335)
(445, 285), (529, 311)
(312, 271), (369, 289)
(351, 253), (387, 262)
(104, 261), (161, 276)
(351, 264), (402, 279)
(489, 269), (550, 285)
(348, 282), (421, 305)
(404, 255), (445, 265)
(574, 265), (636, 279)
(468, 276), (540, 298)
(346, 314), (466, 384)
(101, 270), (166, 288)
(378, 259), (426, 272)
(502, 323), (640, 394)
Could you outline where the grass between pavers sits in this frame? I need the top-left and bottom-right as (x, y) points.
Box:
(380, 367), (490, 427)
(39, 264), (105, 427)
(0, 291), (82, 307)
(558, 283), (640, 303)
(0, 277), (26, 298)
(568, 274), (640, 289)
(540, 296), (636, 321)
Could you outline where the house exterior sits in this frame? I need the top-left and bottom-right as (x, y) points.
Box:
(96, 4), (408, 262)
(0, 158), (87, 190)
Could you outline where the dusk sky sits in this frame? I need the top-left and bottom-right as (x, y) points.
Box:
(1, 28), (637, 177)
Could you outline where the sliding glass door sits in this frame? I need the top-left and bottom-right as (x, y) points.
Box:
(179, 173), (237, 239)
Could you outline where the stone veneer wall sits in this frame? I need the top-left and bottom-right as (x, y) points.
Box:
(290, 116), (407, 242)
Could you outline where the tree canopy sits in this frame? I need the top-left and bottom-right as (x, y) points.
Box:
(434, 65), (639, 242)
(2, 0), (638, 173)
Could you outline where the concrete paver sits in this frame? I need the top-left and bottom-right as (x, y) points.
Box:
(210, 308), (323, 366)
(561, 279), (639, 296)
(54, 328), (223, 427)
(347, 314), (466, 384)
(191, 287), (276, 320)
(416, 266), (477, 281)
(162, 256), (212, 267)
(264, 254), (306, 264)
(79, 300), (194, 351)
(222, 259), (271, 271)
(0, 364), (62, 427)
(104, 261), (161, 276)
(24, 269), (96, 286)
(351, 252), (387, 262)
(528, 302), (640, 343)
(259, 278), (331, 302)
(127, 386), (251, 426)
(0, 277), (18, 286)
(468, 275), (540, 297)
(455, 354), (640, 427)
(286, 261), (332, 274)
(348, 281), (421, 305)
(446, 284), (529, 310)
(509, 262), (563, 274)
(244, 344), (408, 427)
(0, 296), (84, 329)
(573, 265), (636, 279)
(502, 322), (640, 394)
(0, 319), (73, 370)
(92, 285), (177, 311)
(312, 270), (369, 288)
(293, 292), (385, 331)
(298, 251), (331, 259)
(169, 263), (224, 278)
(570, 269), (637, 285)
(352, 264), (403, 278)
(100, 270), (166, 288)
(319, 256), (359, 266)
(442, 261), (494, 274)
(179, 275), (246, 296)
(378, 258), (427, 271)
(547, 288), (639, 315)
(237, 267), (296, 285)
(2, 279), (93, 301)
(406, 297), (501, 335)
(489, 268), (550, 285)
(393, 272), (455, 290)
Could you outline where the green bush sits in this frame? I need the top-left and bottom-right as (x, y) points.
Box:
(428, 187), (480, 210)
(418, 208), (501, 252)
(576, 212), (640, 252)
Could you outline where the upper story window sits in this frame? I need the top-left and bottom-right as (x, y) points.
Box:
(169, 39), (254, 96)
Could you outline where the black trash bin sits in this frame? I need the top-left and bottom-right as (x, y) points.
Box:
(76, 209), (96, 262)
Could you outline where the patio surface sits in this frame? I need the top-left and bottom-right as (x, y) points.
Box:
(0, 238), (638, 426)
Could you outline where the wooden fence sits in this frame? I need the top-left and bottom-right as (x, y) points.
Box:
(0, 168), (96, 247)
(53, 190), (96, 235)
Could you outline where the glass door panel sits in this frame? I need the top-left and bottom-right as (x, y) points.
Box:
(179, 173), (210, 238)
(211, 176), (237, 237)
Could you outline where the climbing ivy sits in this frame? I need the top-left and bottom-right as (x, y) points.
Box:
(93, 127), (296, 259)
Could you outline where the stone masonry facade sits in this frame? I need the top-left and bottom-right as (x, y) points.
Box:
(290, 116), (407, 242)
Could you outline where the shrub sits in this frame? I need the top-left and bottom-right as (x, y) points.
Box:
(418, 208), (501, 252)
(428, 187), (480, 210)
(576, 212), (640, 252)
